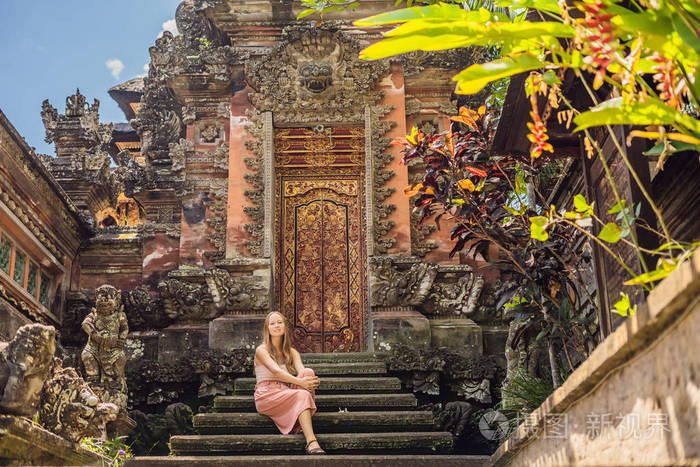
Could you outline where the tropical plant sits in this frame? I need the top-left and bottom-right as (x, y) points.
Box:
(353, 0), (699, 312)
(396, 106), (597, 387)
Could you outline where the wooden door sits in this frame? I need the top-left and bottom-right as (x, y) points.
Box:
(274, 127), (366, 353)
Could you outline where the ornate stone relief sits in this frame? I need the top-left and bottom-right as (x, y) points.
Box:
(196, 121), (225, 145)
(169, 138), (194, 173)
(370, 256), (485, 317)
(158, 279), (218, 323)
(368, 107), (397, 255)
(370, 257), (438, 308)
(204, 268), (267, 314)
(40, 360), (119, 442)
(243, 110), (265, 257)
(245, 24), (389, 125)
(0, 324), (56, 416)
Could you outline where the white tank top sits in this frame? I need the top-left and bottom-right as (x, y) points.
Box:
(254, 361), (290, 383)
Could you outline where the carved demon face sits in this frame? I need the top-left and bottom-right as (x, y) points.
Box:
(299, 62), (333, 93)
(95, 285), (121, 315)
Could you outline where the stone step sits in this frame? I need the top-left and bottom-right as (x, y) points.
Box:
(127, 455), (491, 466)
(169, 432), (454, 455)
(307, 361), (387, 375)
(300, 352), (382, 364)
(194, 411), (435, 434)
(214, 393), (417, 412)
(234, 377), (401, 394)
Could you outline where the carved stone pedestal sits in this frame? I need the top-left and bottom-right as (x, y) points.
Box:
(370, 308), (431, 351)
(158, 324), (209, 363)
(209, 314), (266, 352)
(429, 318), (483, 354)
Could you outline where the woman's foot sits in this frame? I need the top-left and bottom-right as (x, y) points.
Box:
(305, 439), (326, 455)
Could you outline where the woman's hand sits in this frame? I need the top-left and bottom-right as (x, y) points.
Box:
(299, 375), (320, 391)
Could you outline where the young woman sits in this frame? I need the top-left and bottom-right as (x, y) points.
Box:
(254, 311), (326, 455)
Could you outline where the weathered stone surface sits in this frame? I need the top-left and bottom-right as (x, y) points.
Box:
(194, 411), (434, 434)
(0, 415), (104, 466)
(39, 358), (119, 442)
(0, 324), (55, 416)
(81, 284), (129, 412)
(214, 393), (417, 413)
(233, 376), (401, 394)
(429, 318), (483, 354)
(492, 252), (700, 466)
(170, 432), (453, 455)
(208, 314), (265, 352)
(302, 362), (387, 376)
(126, 454), (490, 466)
(300, 352), (382, 364)
(157, 324), (209, 364)
(370, 309), (431, 351)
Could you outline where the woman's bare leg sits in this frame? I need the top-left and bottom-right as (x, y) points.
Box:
(297, 409), (321, 448)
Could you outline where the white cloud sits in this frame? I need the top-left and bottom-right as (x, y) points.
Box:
(143, 63), (150, 72)
(157, 19), (179, 38)
(106, 58), (125, 79)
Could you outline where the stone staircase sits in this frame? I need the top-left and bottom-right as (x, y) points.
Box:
(127, 353), (490, 466)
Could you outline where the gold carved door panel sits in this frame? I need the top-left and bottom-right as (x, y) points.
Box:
(275, 126), (366, 353)
(279, 180), (365, 352)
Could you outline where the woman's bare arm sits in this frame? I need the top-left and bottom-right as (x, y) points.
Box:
(256, 345), (312, 388)
(292, 348), (305, 372)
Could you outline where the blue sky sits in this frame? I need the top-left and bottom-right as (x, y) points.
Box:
(0, 0), (181, 155)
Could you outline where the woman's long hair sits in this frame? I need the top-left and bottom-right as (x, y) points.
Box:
(262, 311), (296, 374)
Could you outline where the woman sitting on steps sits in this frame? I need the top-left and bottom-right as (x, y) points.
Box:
(254, 311), (326, 455)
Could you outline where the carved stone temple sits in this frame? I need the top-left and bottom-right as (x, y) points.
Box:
(0, 0), (504, 364)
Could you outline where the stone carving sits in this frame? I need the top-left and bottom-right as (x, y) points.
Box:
(370, 256), (438, 308)
(39, 359), (119, 442)
(131, 83), (182, 165)
(369, 107), (397, 254)
(458, 378), (492, 404)
(169, 138), (194, 173)
(428, 272), (485, 316)
(411, 210), (438, 258)
(243, 110), (265, 257)
(158, 279), (218, 323)
(41, 89), (112, 157)
(204, 268), (268, 314)
(0, 324), (56, 416)
(81, 285), (129, 412)
(122, 286), (172, 330)
(201, 178), (228, 261)
(245, 24), (389, 124)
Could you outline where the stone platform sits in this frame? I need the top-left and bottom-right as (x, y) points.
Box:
(0, 415), (104, 466)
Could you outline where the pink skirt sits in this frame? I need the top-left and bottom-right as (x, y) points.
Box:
(254, 367), (317, 434)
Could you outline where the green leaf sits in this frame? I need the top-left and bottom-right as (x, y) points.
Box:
(607, 200), (626, 214)
(359, 19), (574, 59)
(494, 0), (561, 14)
(573, 97), (700, 135)
(613, 292), (636, 316)
(563, 211), (579, 219)
(573, 194), (593, 215)
(597, 222), (621, 243)
(454, 53), (545, 94)
(672, 13), (700, 55)
(643, 141), (698, 156)
(624, 267), (673, 285)
(530, 216), (549, 241)
(296, 8), (316, 19)
(355, 3), (488, 26)
(542, 69), (561, 85)
(515, 170), (526, 194)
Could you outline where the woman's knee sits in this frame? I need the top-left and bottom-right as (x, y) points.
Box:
(299, 367), (315, 377)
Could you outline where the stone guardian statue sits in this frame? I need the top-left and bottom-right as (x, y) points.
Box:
(81, 284), (129, 412)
